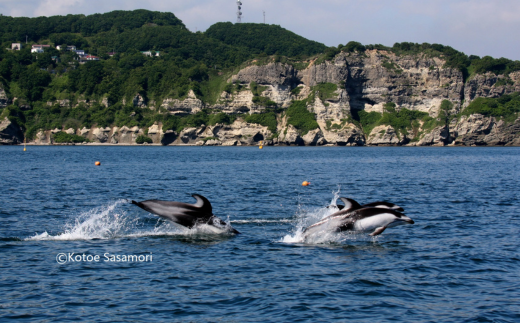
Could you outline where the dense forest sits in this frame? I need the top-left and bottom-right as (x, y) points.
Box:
(1, 9), (519, 143)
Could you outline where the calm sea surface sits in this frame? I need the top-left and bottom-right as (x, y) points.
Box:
(1, 146), (519, 322)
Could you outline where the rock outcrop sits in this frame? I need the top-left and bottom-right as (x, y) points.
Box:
(0, 87), (10, 108)
(0, 117), (23, 145)
(161, 90), (203, 116)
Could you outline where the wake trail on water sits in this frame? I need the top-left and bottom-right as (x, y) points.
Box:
(25, 200), (228, 241)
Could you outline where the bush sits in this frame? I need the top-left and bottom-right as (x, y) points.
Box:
(53, 132), (89, 143)
(342, 41), (366, 53)
(312, 83), (338, 103)
(208, 112), (235, 125)
(244, 111), (278, 133)
(286, 100), (319, 135)
(462, 92), (520, 121)
(252, 96), (277, 107)
(356, 110), (382, 135)
(379, 107), (429, 137)
(135, 135), (153, 144)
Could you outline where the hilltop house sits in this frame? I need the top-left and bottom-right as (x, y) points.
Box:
(32, 45), (51, 49)
(56, 45), (77, 51)
(11, 43), (22, 50)
(79, 55), (100, 64)
(141, 50), (160, 57)
(31, 48), (44, 53)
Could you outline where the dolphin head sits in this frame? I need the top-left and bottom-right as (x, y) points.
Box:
(387, 213), (414, 227)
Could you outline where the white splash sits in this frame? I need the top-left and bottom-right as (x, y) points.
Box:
(26, 200), (141, 241)
(281, 187), (351, 244)
(26, 200), (237, 241)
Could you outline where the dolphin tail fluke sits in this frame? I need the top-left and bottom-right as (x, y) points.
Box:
(369, 226), (387, 236)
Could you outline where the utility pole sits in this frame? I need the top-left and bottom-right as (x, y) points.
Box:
(263, 11), (265, 24)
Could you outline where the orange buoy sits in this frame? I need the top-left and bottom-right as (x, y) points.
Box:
(302, 181), (310, 186)
(259, 145), (263, 149)
(95, 161), (101, 166)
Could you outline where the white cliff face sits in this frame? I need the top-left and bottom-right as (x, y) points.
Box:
(450, 114), (520, 146)
(417, 126), (450, 146)
(464, 72), (520, 107)
(342, 51), (464, 117)
(13, 51), (519, 147)
(367, 125), (402, 146)
(161, 90), (204, 116)
(215, 90), (255, 114)
(92, 127), (112, 143)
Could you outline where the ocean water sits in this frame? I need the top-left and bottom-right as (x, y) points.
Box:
(1, 146), (519, 322)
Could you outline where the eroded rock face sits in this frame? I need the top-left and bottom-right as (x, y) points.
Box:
(417, 126), (450, 146)
(174, 120), (273, 146)
(279, 125), (304, 146)
(133, 94), (147, 108)
(35, 130), (51, 145)
(323, 125), (365, 146)
(0, 87), (10, 108)
(0, 117), (23, 145)
(451, 114), (520, 146)
(464, 72), (520, 106)
(232, 63), (299, 86)
(302, 129), (326, 146)
(162, 90), (204, 116)
(367, 125), (405, 146)
(92, 127), (112, 143)
(117, 126), (141, 144)
(343, 51), (464, 116)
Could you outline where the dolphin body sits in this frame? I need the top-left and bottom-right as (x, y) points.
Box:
(336, 197), (404, 212)
(132, 194), (240, 234)
(303, 198), (413, 239)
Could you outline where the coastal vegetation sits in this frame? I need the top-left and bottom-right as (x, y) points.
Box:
(285, 100), (319, 135)
(0, 9), (519, 144)
(463, 93), (520, 122)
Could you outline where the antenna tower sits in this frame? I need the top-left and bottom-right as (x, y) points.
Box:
(237, 1), (242, 23)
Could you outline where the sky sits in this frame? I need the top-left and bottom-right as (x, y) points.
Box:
(1, 0), (519, 60)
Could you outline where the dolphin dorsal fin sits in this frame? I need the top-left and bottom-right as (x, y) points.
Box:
(339, 198), (362, 211)
(192, 194), (213, 214)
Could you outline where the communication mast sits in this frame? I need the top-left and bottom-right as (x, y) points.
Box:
(237, 1), (242, 23)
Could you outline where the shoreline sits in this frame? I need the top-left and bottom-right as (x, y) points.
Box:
(12, 143), (520, 148)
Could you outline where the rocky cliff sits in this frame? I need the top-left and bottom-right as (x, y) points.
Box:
(6, 50), (520, 146)
(0, 117), (24, 145)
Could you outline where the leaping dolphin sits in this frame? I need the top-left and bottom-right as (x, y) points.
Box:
(303, 206), (414, 239)
(132, 194), (240, 234)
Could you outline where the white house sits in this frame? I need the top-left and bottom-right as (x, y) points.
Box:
(141, 50), (160, 57)
(31, 48), (44, 53)
(11, 43), (22, 50)
(56, 45), (77, 51)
